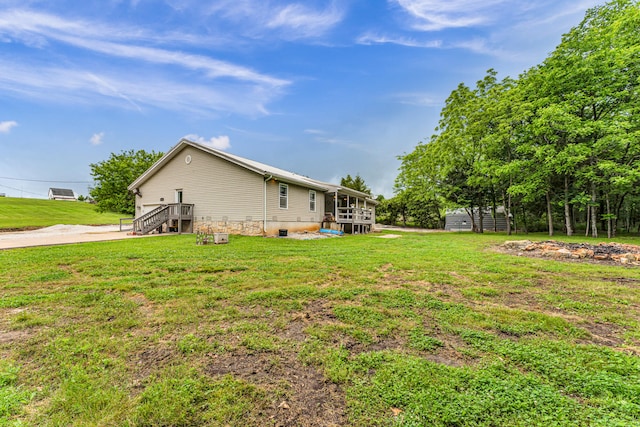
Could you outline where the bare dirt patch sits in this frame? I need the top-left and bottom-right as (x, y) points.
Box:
(579, 321), (627, 348)
(298, 299), (338, 323)
(425, 333), (475, 367)
(281, 320), (308, 342)
(0, 308), (32, 345)
(291, 298), (473, 366)
(128, 293), (157, 319)
(0, 329), (31, 345)
(130, 345), (178, 388)
(206, 352), (346, 427)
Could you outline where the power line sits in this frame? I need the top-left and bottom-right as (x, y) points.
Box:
(0, 176), (92, 184)
(0, 183), (46, 197)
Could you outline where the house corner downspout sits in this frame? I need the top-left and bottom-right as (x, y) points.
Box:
(263, 175), (273, 234)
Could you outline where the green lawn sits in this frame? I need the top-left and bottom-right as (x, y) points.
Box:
(1, 232), (639, 426)
(0, 197), (124, 230)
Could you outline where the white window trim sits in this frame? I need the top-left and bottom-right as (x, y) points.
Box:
(309, 190), (316, 212)
(279, 183), (288, 209)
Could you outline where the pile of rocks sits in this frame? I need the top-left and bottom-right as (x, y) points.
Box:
(502, 240), (640, 266)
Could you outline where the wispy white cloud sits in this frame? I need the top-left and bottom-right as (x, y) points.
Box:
(0, 9), (289, 115)
(87, 73), (143, 111)
(392, 0), (507, 31)
(0, 120), (17, 133)
(89, 132), (104, 146)
(0, 9), (288, 87)
(184, 134), (231, 150)
(0, 60), (276, 116)
(357, 32), (441, 48)
(267, 2), (344, 39)
(62, 35), (287, 86)
(514, 0), (602, 27)
(448, 0), (602, 62)
(357, 31), (505, 58)
(0, 8), (227, 47)
(202, 0), (344, 40)
(388, 0), (600, 61)
(392, 0), (601, 34)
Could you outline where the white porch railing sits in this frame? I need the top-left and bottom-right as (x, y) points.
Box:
(336, 207), (374, 225)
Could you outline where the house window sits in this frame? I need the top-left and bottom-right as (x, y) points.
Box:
(279, 183), (288, 209)
(309, 190), (316, 212)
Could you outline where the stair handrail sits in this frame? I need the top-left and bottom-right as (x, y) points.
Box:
(133, 204), (169, 234)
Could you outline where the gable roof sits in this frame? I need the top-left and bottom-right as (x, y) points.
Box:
(129, 139), (377, 203)
(49, 188), (75, 198)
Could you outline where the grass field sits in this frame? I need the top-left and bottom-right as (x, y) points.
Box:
(1, 231), (639, 426)
(0, 197), (124, 230)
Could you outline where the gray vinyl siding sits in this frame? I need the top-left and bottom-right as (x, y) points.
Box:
(265, 179), (325, 223)
(137, 146), (263, 221)
(135, 146), (327, 228)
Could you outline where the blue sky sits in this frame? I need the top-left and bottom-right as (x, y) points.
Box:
(0, 0), (602, 199)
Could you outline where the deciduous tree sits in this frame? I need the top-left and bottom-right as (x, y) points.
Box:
(395, 0), (640, 236)
(90, 149), (163, 215)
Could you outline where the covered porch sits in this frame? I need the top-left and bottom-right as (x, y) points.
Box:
(323, 189), (377, 234)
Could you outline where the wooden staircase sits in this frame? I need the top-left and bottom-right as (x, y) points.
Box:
(133, 205), (170, 235)
(132, 203), (195, 235)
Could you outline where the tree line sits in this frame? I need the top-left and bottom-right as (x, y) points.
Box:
(386, 0), (640, 237)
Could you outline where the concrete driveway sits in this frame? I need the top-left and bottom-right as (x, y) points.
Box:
(0, 224), (144, 250)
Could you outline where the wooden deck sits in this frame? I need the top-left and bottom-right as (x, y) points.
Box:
(334, 207), (374, 234)
(336, 207), (373, 224)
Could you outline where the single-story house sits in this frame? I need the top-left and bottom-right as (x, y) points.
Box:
(48, 188), (76, 201)
(444, 207), (509, 232)
(128, 139), (377, 236)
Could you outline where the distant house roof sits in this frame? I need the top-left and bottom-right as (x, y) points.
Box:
(129, 139), (378, 204)
(48, 188), (76, 200)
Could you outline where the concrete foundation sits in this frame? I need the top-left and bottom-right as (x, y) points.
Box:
(194, 220), (321, 236)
